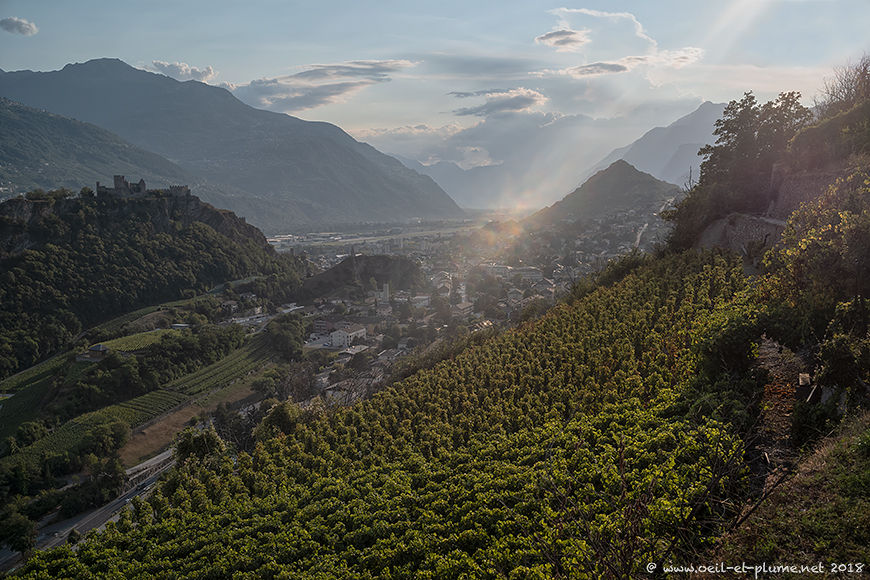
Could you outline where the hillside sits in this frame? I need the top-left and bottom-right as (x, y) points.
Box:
(0, 190), (300, 378)
(0, 98), (191, 197)
(587, 101), (725, 187)
(528, 159), (680, 226)
(16, 251), (757, 577)
(17, 155), (870, 576)
(0, 59), (463, 231)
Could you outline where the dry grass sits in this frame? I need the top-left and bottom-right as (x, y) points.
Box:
(119, 380), (257, 467)
(700, 410), (870, 578)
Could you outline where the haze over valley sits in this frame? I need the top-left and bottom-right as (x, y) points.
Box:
(2, 1), (870, 577)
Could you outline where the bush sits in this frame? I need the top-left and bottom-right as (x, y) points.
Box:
(792, 399), (840, 448)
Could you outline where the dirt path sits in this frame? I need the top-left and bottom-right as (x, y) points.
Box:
(749, 337), (811, 493)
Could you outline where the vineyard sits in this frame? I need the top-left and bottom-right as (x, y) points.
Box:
(166, 334), (273, 396)
(112, 390), (191, 426)
(0, 332), (276, 492)
(18, 251), (761, 578)
(98, 329), (177, 353)
(0, 354), (68, 395)
(88, 305), (161, 340)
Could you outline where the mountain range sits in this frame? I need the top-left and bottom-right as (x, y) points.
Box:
(586, 101), (725, 187)
(398, 101), (723, 209)
(0, 59), (463, 232)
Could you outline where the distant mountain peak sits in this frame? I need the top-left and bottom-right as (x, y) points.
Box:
(529, 159), (679, 226)
(62, 57), (134, 71)
(584, 101), (726, 187)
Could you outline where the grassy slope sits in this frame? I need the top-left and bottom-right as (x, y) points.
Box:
(713, 411), (870, 572)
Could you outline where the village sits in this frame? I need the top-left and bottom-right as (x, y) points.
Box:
(255, 202), (670, 406)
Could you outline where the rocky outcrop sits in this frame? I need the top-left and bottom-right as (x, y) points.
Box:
(695, 157), (864, 264)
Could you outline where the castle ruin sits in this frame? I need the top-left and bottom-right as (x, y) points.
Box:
(96, 175), (190, 197)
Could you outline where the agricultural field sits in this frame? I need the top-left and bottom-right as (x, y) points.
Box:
(0, 376), (54, 440)
(166, 334), (273, 397)
(88, 305), (161, 340)
(0, 354), (69, 395)
(111, 389), (192, 427)
(97, 329), (177, 352)
(1, 332), (277, 477)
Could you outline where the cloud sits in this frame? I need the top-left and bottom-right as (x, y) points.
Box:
(539, 48), (704, 80)
(151, 60), (216, 82)
(231, 59), (416, 113)
(450, 88), (548, 117)
(354, 123), (465, 141)
(562, 62), (630, 78)
(533, 8), (704, 80)
(419, 53), (546, 79)
(535, 28), (591, 52)
(0, 17), (38, 36)
(291, 60), (414, 81)
(550, 8), (656, 49)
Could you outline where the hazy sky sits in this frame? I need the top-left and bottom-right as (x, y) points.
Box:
(1, 0), (867, 175)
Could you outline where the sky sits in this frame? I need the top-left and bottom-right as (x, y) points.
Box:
(1, 0), (868, 200)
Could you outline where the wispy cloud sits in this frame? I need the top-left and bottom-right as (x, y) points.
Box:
(560, 62), (630, 78)
(534, 9), (703, 79)
(355, 123), (465, 141)
(534, 28), (591, 52)
(151, 60), (216, 82)
(550, 8), (656, 49)
(450, 88), (548, 117)
(231, 60), (416, 113)
(0, 16), (38, 36)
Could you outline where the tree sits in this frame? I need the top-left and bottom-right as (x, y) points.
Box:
(815, 53), (870, 119)
(174, 427), (226, 461)
(265, 314), (305, 361)
(0, 509), (37, 557)
(666, 91), (811, 249)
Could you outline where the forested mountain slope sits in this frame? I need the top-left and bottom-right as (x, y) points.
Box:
(0, 98), (189, 197)
(0, 190), (300, 378)
(527, 160), (679, 226)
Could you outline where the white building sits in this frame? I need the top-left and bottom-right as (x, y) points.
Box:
(331, 324), (367, 348)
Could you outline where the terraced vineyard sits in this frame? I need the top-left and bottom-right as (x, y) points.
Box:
(112, 389), (191, 426)
(98, 329), (177, 352)
(166, 335), (274, 396)
(0, 332), (275, 487)
(89, 305), (161, 339)
(0, 354), (69, 394)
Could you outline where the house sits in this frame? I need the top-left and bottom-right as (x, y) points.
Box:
(411, 295), (431, 308)
(313, 316), (341, 335)
(507, 288), (524, 303)
(514, 266), (543, 282)
(331, 324), (366, 348)
(76, 343), (109, 362)
(453, 301), (474, 317)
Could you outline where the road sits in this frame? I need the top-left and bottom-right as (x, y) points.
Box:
(0, 456), (175, 573)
